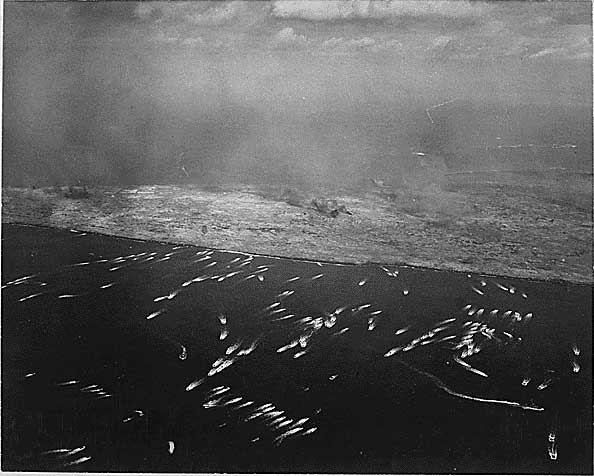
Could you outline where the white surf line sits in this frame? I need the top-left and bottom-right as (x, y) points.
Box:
(396, 360), (544, 412)
(185, 246), (359, 269)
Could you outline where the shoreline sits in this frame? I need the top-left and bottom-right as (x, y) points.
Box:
(3, 183), (592, 284)
(4, 221), (592, 288)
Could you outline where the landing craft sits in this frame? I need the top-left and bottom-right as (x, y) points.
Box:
(245, 411), (264, 422)
(19, 292), (44, 302)
(167, 291), (179, 300)
(453, 356), (471, 369)
(354, 304), (371, 312)
(212, 356), (226, 368)
(58, 293), (80, 299)
(265, 302), (282, 311)
(206, 386), (231, 398)
(333, 305), (348, 315)
(269, 307), (287, 315)
(512, 312), (522, 322)
(277, 341), (299, 353)
(63, 456), (92, 467)
(494, 282), (509, 292)
(238, 338), (259, 352)
(234, 401), (254, 410)
(572, 344), (580, 356)
(572, 361), (580, 373)
(208, 359), (233, 376)
(324, 316), (337, 328)
(267, 416), (287, 427)
(437, 318), (456, 325)
(224, 397), (243, 406)
(274, 427), (302, 446)
(262, 410), (284, 420)
(276, 419), (294, 429)
(146, 310), (164, 320)
(225, 341), (242, 355)
(42, 448), (76, 455)
(537, 379), (551, 390)
(466, 366), (488, 378)
(548, 442), (558, 460)
(185, 378), (205, 392)
(203, 399), (222, 409)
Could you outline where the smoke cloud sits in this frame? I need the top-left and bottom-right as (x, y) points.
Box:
(3, 1), (591, 188)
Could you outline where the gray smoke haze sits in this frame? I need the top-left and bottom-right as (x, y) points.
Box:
(3, 1), (592, 188)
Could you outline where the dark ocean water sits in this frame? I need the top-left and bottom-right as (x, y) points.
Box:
(1, 224), (591, 473)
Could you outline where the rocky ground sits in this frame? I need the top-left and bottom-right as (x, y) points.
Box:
(2, 173), (592, 283)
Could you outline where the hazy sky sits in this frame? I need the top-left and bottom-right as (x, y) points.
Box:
(3, 1), (592, 186)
